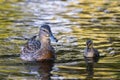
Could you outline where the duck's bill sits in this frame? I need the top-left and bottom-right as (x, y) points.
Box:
(50, 34), (58, 42)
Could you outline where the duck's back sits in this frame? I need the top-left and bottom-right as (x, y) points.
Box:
(93, 48), (100, 57)
(20, 36), (41, 61)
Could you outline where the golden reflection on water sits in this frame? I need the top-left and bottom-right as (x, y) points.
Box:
(0, 0), (120, 80)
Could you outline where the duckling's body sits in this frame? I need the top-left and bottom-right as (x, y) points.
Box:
(84, 48), (99, 58)
(20, 24), (57, 61)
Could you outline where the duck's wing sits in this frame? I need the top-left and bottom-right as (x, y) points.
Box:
(94, 48), (100, 57)
(21, 35), (41, 54)
(93, 48), (100, 63)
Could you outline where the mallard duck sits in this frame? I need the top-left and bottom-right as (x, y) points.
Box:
(20, 24), (58, 61)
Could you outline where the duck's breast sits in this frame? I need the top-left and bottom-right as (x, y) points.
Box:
(84, 48), (94, 58)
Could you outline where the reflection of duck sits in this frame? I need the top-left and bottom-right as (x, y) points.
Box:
(20, 24), (58, 61)
(84, 39), (100, 63)
(85, 57), (94, 79)
(24, 60), (54, 80)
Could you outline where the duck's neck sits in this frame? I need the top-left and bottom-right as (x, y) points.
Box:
(40, 39), (51, 49)
(87, 46), (93, 49)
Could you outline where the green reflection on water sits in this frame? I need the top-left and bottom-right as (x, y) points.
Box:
(0, 0), (120, 80)
(0, 2), (21, 55)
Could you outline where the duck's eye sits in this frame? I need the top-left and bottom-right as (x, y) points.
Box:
(42, 29), (48, 32)
(43, 29), (46, 32)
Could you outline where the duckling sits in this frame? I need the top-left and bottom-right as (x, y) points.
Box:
(84, 40), (100, 63)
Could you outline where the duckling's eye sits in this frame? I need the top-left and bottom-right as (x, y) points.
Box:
(43, 29), (46, 32)
(42, 29), (48, 33)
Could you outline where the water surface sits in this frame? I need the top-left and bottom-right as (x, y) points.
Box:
(0, 0), (120, 80)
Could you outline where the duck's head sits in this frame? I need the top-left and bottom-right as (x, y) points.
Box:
(39, 24), (58, 42)
(86, 39), (93, 48)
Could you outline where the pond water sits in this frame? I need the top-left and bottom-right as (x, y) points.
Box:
(0, 0), (120, 80)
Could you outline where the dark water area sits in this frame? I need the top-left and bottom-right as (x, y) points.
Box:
(0, 0), (120, 80)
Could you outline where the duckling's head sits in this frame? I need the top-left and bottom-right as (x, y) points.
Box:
(39, 24), (58, 42)
(86, 39), (93, 48)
